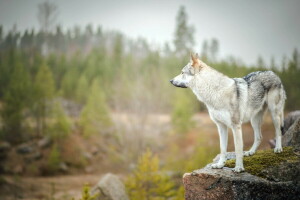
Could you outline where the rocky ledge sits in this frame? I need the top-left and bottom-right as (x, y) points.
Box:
(183, 114), (300, 200)
(183, 149), (300, 200)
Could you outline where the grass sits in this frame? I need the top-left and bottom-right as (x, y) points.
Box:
(225, 147), (299, 178)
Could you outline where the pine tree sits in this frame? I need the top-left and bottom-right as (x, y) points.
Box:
(48, 101), (72, 141)
(33, 62), (55, 136)
(173, 5), (195, 57)
(210, 38), (219, 62)
(126, 149), (176, 200)
(75, 74), (89, 104)
(79, 79), (112, 137)
(1, 61), (31, 143)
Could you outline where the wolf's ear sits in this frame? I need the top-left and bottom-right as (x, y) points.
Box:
(191, 53), (201, 73)
(191, 53), (199, 63)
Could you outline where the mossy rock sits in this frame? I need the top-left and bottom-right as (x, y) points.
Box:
(225, 147), (299, 180)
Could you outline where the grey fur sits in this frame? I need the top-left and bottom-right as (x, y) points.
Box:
(170, 57), (286, 173)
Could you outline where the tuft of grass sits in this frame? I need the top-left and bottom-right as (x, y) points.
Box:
(225, 147), (299, 178)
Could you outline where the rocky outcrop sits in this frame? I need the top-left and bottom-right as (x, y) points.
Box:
(283, 117), (300, 149)
(183, 164), (300, 200)
(282, 110), (300, 134)
(91, 173), (129, 200)
(183, 147), (300, 199)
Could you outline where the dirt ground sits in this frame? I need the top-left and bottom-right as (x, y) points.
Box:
(0, 112), (277, 200)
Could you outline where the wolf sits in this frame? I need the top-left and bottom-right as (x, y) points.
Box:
(170, 53), (286, 172)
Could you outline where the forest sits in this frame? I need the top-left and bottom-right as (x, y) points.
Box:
(0, 2), (299, 200)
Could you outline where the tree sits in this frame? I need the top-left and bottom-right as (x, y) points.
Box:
(210, 38), (219, 62)
(75, 74), (89, 104)
(1, 61), (31, 143)
(33, 62), (55, 136)
(37, 1), (58, 33)
(201, 40), (209, 61)
(79, 79), (112, 137)
(270, 56), (276, 70)
(173, 5), (195, 56)
(126, 149), (176, 200)
(256, 55), (265, 69)
(48, 101), (72, 141)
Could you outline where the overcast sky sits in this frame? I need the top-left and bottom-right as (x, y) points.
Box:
(0, 0), (299, 65)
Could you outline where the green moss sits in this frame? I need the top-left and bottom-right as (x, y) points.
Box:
(225, 147), (299, 178)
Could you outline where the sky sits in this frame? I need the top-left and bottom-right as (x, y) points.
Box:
(0, 0), (300, 65)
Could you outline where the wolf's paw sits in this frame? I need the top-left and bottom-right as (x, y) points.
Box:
(232, 166), (245, 173)
(244, 150), (255, 157)
(211, 163), (225, 169)
(274, 147), (283, 153)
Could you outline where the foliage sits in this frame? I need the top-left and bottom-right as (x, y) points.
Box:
(225, 147), (298, 178)
(33, 62), (55, 136)
(78, 184), (98, 200)
(126, 149), (176, 200)
(48, 101), (72, 141)
(174, 5), (194, 56)
(47, 143), (61, 173)
(79, 79), (112, 137)
(0, 60), (31, 143)
(171, 89), (197, 134)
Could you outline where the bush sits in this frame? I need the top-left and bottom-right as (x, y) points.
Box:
(126, 149), (176, 200)
(47, 144), (61, 173)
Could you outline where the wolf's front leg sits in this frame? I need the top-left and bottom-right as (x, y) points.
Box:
(232, 124), (245, 172)
(212, 122), (228, 169)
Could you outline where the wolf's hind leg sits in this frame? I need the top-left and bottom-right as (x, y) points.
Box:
(211, 122), (228, 169)
(268, 89), (285, 153)
(245, 109), (265, 156)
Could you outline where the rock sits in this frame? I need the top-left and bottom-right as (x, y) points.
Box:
(183, 149), (300, 200)
(37, 137), (51, 148)
(269, 111), (300, 148)
(91, 173), (129, 200)
(16, 143), (33, 154)
(59, 162), (68, 172)
(82, 152), (93, 160)
(283, 110), (300, 134)
(24, 151), (43, 162)
(282, 117), (300, 148)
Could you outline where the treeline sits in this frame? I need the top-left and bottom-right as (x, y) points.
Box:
(0, 5), (299, 145)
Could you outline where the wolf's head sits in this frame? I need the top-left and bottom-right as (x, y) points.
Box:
(170, 53), (202, 88)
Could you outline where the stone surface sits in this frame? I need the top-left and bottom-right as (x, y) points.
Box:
(16, 143), (33, 154)
(37, 137), (51, 148)
(283, 110), (300, 134)
(269, 110), (300, 148)
(91, 173), (129, 200)
(183, 152), (300, 200)
(282, 117), (300, 148)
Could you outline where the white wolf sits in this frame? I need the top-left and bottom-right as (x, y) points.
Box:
(170, 53), (286, 172)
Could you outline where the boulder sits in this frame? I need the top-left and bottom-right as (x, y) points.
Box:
(16, 143), (33, 154)
(183, 148), (300, 200)
(91, 173), (129, 200)
(282, 117), (300, 148)
(282, 110), (300, 134)
(37, 137), (52, 148)
(269, 111), (300, 148)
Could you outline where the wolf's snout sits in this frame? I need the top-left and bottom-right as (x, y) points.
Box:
(170, 79), (174, 84)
